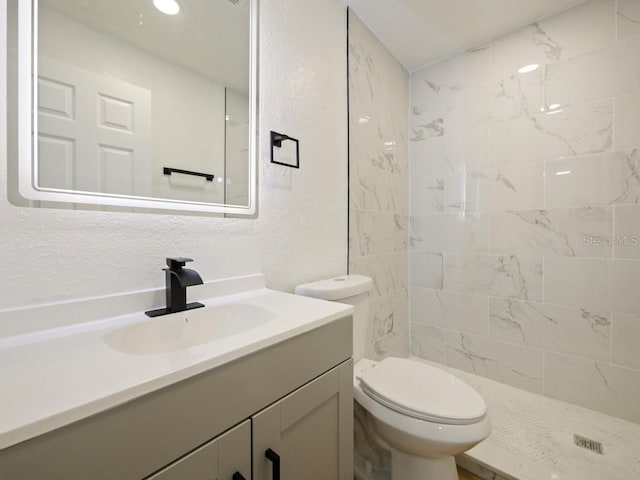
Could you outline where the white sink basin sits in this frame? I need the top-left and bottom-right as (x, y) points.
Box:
(104, 303), (275, 355)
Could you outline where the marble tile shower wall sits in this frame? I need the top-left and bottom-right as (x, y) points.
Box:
(409, 0), (640, 423)
(348, 13), (410, 359)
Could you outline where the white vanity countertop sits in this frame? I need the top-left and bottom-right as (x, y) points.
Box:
(0, 275), (353, 450)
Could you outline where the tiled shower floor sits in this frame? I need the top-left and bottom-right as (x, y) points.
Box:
(412, 357), (640, 480)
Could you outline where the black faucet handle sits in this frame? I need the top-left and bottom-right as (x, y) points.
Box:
(166, 257), (194, 270)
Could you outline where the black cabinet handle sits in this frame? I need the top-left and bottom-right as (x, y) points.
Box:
(232, 473), (246, 480)
(265, 448), (280, 480)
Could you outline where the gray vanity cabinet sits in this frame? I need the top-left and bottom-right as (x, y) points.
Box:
(0, 317), (353, 480)
(252, 360), (353, 480)
(147, 420), (251, 480)
(147, 359), (353, 480)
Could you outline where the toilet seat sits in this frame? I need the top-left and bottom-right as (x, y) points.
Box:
(359, 357), (487, 425)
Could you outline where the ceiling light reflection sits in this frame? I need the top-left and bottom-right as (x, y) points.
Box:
(518, 64), (539, 74)
(153, 0), (180, 15)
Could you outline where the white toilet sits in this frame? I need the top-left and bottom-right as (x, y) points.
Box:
(295, 275), (491, 480)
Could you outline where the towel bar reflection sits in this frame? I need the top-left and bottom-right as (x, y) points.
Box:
(163, 167), (214, 182)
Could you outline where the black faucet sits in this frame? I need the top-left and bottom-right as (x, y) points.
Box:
(145, 257), (204, 317)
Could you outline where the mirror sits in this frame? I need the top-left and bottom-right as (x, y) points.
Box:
(13, 0), (257, 215)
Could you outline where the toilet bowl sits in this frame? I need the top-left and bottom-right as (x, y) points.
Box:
(295, 275), (491, 480)
(354, 358), (491, 480)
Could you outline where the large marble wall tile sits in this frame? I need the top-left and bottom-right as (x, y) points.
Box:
(411, 130), (489, 178)
(444, 125), (489, 173)
(393, 215), (409, 252)
(444, 254), (543, 301)
(350, 161), (394, 212)
(489, 70), (544, 122)
(545, 150), (640, 208)
(408, 0), (640, 423)
(410, 176), (443, 214)
(489, 100), (612, 167)
(614, 93), (640, 151)
(444, 163), (545, 213)
(411, 101), (444, 141)
(410, 252), (443, 289)
(351, 162), (408, 215)
(612, 205), (640, 259)
(389, 169), (409, 215)
(544, 258), (611, 311)
(489, 298), (610, 362)
(370, 141), (406, 177)
(544, 352), (640, 423)
(350, 116), (398, 175)
(349, 17), (408, 149)
(410, 213), (489, 253)
(391, 102), (410, 176)
(410, 59), (463, 105)
(443, 84), (491, 130)
(617, 0), (640, 40)
(350, 252), (409, 298)
(410, 137), (456, 178)
(442, 172), (475, 213)
(410, 45), (492, 104)
(349, 209), (395, 258)
(349, 98), (407, 182)
(487, 162), (545, 211)
(349, 12), (409, 359)
(410, 286), (489, 335)
(445, 331), (544, 393)
(612, 312), (640, 370)
(365, 290), (409, 360)
(491, 0), (616, 79)
(443, 171), (490, 213)
(392, 251), (410, 293)
(490, 207), (613, 258)
(610, 259), (640, 314)
(368, 293), (398, 341)
(349, 13), (409, 191)
(546, 36), (640, 107)
(375, 319), (410, 359)
(411, 324), (445, 363)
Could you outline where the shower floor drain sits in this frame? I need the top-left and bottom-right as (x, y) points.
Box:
(574, 434), (604, 455)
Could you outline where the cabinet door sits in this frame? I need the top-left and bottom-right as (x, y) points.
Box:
(147, 420), (251, 480)
(252, 360), (353, 480)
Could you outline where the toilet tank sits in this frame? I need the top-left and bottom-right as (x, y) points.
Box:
(295, 275), (373, 362)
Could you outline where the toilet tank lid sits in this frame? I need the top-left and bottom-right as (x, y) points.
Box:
(294, 275), (373, 301)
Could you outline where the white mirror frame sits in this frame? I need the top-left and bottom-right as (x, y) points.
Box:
(16, 0), (258, 215)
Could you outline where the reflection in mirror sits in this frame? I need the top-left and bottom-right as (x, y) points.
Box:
(13, 0), (256, 214)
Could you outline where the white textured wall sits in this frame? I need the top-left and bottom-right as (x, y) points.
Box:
(409, 0), (640, 423)
(0, 0), (348, 309)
